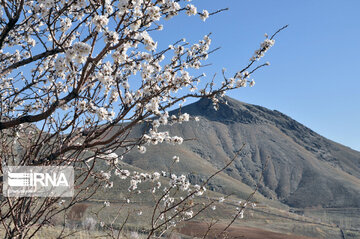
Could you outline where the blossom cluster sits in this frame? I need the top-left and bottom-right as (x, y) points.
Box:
(250, 37), (275, 61)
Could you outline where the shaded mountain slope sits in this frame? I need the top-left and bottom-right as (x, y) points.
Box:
(122, 96), (360, 209)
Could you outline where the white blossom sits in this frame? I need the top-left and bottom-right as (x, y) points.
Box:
(93, 15), (109, 31)
(115, 169), (130, 179)
(249, 79), (256, 87)
(186, 4), (197, 16)
(173, 156), (180, 163)
(137, 145), (146, 154)
(200, 10), (209, 21)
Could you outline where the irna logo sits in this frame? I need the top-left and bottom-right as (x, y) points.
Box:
(8, 172), (69, 187)
(3, 166), (74, 197)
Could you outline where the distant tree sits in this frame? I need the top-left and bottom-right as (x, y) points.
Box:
(0, 0), (286, 238)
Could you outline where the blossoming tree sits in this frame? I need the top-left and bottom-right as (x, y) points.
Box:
(0, 0), (285, 238)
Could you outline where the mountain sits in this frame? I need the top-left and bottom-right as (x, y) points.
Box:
(122, 96), (360, 209)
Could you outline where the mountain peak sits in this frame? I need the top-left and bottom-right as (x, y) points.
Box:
(175, 96), (266, 124)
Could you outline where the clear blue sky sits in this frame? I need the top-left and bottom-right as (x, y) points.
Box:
(153, 0), (360, 151)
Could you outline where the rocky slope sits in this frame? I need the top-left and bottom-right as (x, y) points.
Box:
(122, 96), (360, 209)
